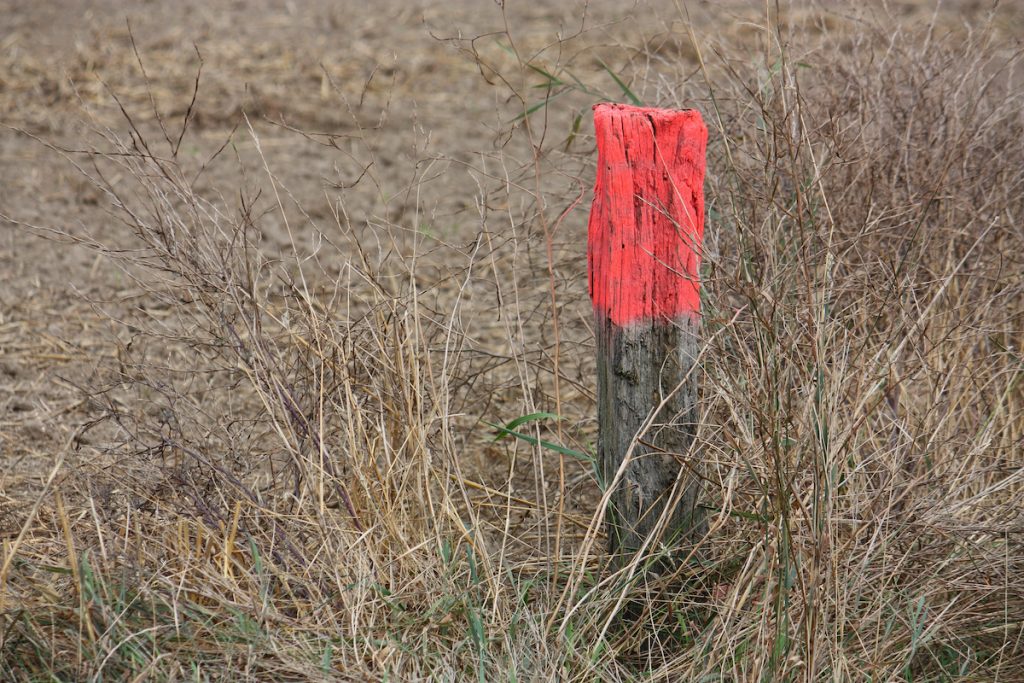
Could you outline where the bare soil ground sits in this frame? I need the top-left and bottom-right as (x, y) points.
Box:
(2, 1), (1022, 680)
(0, 0), (812, 561)
(0, 0), (499, 520)
(3, 0), (1013, 551)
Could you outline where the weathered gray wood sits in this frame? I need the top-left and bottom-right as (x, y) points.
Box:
(597, 314), (706, 566)
(587, 103), (708, 570)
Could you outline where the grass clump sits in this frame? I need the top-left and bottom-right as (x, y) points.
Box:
(1, 2), (1021, 680)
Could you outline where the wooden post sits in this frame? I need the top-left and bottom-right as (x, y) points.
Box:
(587, 103), (708, 566)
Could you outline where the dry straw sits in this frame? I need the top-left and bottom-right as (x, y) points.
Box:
(1, 2), (1021, 680)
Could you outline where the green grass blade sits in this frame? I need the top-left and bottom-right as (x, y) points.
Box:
(526, 63), (563, 86)
(483, 421), (593, 463)
(511, 88), (571, 122)
(596, 57), (642, 106)
(564, 111), (583, 151)
(489, 412), (563, 439)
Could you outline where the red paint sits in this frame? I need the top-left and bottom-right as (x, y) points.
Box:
(588, 103), (707, 326)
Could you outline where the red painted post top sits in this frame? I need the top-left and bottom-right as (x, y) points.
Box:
(588, 103), (707, 327)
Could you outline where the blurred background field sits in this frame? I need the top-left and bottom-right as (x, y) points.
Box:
(1, 1), (1022, 680)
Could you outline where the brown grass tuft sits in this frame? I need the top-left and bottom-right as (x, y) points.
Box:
(1, 2), (1021, 680)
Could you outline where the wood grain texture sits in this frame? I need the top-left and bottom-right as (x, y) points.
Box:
(588, 103), (707, 565)
(588, 103), (706, 327)
(597, 316), (706, 562)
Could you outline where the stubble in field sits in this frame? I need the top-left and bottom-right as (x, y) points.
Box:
(1, 1), (1022, 680)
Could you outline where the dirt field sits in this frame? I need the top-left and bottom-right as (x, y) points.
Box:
(2, 0), (1023, 680)
(2, 0), (1015, 541)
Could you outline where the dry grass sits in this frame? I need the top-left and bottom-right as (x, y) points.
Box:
(1, 2), (1022, 681)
